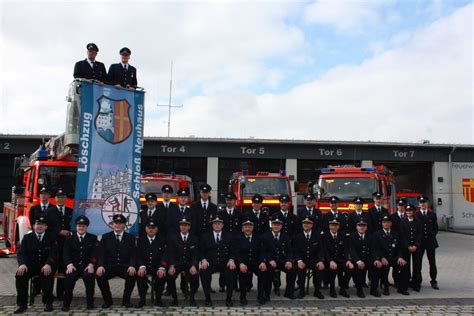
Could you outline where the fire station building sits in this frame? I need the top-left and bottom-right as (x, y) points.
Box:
(0, 135), (473, 229)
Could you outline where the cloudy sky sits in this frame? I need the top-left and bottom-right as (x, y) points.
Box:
(1, 0), (472, 144)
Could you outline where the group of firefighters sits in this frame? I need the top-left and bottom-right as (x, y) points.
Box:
(13, 183), (440, 313)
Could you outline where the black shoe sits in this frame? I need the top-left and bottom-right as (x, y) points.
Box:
(211, 288), (216, 294)
(371, 289), (381, 297)
(431, 283), (439, 290)
(219, 287), (226, 293)
(258, 297), (266, 305)
(204, 298), (212, 306)
(284, 292), (296, 300)
(363, 283), (369, 288)
(86, 304), (95, 310)
(163, 289), (171, 296)
(413, 287), (420, 292)
(339, 289), (349, 298)
(61, 306), (70, 312)
(102, 302), (112, 308)
(225, 298), (233, 307)
(155, 300), (163, 307)
(297, 291), (305, 299)
(235, 287), (241, 292)
(274, 288), (280, 296)
(171, 298), (179, 306)
(397, 289), (410, 295)
(44, 304), (53, 312)
(383, 287), (390, 296)
(56, 295), (64, 301)
(240, 298), (248, 306)
(122, 302), (134, 308)
(13, 306), (26, 314)
(313, 290), (324, 299)
(135, 300), (146, 308)
(357, 289), (365, 298)
(189, 298), (197, 307)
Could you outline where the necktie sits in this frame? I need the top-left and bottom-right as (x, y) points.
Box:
(333, 234), (337, 241)
(123, 64), (127, 71)
(79, 236), (83, 243)
(150, 238), (154, 245)
(165, 203), (169, 209)
(247, 236), (251, 243)
(274, 234), (279, 241)
(116, 234), (121, 242)
(37, 234), (42, 242)
(183, 235), (187, 242)
(283, 212), (287, 218)
(216, 233), (220, 243)
(181, 207), (185, 214)
(42, 205), (46, 212)
(377, 207), (380, 212)
(228, 209), (232, 215)
(148, 210), (152, 217)
(203, 202), (207, 210)
(59, 206), (64, 216)
(91, 61), (95, 68)
(306, 234), (310, 241)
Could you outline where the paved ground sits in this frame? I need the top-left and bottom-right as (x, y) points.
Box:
(0, 231), (472, 315)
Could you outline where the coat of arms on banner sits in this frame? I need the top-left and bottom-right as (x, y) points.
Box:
(101, 193), (139, 229)
(95, 96), (132, 144)
(463, 178), (474, 203)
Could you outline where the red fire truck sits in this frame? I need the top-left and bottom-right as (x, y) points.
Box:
(309, 165), (396, 214)
(140, 173), (194, 207)
(229, 171), (293, 215)
(2, 139), (77, 255)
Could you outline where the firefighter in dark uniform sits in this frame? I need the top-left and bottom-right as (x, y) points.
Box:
(29, 186), (54, 228)
(107, 47), (138, 88)
(272, 194), (298, 294)
(372, 216), (409, 295)
(156, 184), (178, 237)
(415, 196), (439, 290)
(347, 197), (371, 234)
(199, 216), (237, 307)
(297, 193), (323, 232)
(139, 192), (167, 238)
(390, 198), (407, 234)
(191, 184), (218, 238)
(46, 188), (73, 300)
(400, 204), (422, 292)
(218, 192), (242, 237)
(273, 194), (298, 238)
(323, 219), (353, 298)
(61, 216), (98, 311)
(167, 188), (196, 236)
(368, 192), (389, 233)
(14, 217), (58, 314)
(167, 218), (200, 306)
(261, 218), (297, 301)
(244, 194), (270, 236)
(135, 219), (168, 307)
(96, 214), (137, 308)
(73, 43), (107, 82)
(217, 192), (242, 292)
(294, 216), (325, 299)
(234, 219), (266, 305)
(348, 220), (381, 298)
(322, 196), (348, 235)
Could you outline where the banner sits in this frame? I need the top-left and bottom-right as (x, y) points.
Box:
(452, 162), (474, 229)
(73, 82), (145, 236)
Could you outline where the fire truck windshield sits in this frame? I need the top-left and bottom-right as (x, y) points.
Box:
(38, 166), (76, 197)
(141, 179), (179, 194)
(242, 177), (289, 196)
(318, 177), (376, 200)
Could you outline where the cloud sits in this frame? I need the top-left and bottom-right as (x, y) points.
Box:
(303, 0), (390, 33)
(167, 3), (473, 144)
(0, 2), (472, 145)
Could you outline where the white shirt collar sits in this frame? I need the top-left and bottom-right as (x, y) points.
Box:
(304, 230), (312, 238)
(181, 233), (188, 240)
(213, 230), (222, 238)
(77, 233), (85, 239)
(120, 62), (128, 68)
